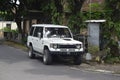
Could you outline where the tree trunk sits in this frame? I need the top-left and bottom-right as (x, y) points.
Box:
(15, 17), (25, 42)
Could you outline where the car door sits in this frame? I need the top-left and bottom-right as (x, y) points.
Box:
(33, 26), (43, 53)
(27, 26), (35, 47)
(32, 26), (38, 51)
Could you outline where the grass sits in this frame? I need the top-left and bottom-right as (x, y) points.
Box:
(3, 40), (28, 52)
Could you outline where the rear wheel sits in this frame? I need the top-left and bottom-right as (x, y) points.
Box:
(73, 55), (82, 65)
(43, 49), (52, 65)
(28, 45), (36, 59)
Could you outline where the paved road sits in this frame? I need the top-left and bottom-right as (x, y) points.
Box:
(0, 45), (120, 80)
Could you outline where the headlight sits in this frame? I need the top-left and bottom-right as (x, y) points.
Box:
(76, 44), (81, 49)
(50, 44), (58, 49)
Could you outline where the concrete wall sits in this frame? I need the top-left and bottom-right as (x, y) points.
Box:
(88, 22), (100, 47)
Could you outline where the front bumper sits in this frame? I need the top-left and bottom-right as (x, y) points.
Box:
(50, 51), (84, 55)
(49, 48), (84, 55)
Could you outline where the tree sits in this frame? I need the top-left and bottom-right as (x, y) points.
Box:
(0, 0), (46, 39)
(104, 0), (120, 56)
(52, 0), (85, 34)
(0, 0), (26, 39)
(0, 0), (85, 41)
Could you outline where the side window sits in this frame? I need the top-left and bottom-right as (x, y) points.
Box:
(30, 27), (34, 36)
(39, 27), (43, 38)
(33, 27), (43, 38)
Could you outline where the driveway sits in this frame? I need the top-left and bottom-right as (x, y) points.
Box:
(0, 44), (120, 80)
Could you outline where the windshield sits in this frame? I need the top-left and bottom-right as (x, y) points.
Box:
(45, 27), (72, 38)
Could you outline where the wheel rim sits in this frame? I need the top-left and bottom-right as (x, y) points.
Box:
(28, 47), (32, 57)
(43, 50), (47, 63)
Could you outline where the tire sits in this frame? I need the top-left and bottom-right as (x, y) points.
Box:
(28, 46), (36, 59)
(73, 55), (82, 65)
(43, 49), (52, 65)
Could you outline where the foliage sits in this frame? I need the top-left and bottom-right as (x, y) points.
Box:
(104, 0), (120, 34)
(103, 21), (120, 40)
(2, 27), (11, 32)
(50, 0), (62, 24)
(88, 45), (99, 55)
(68, 13), (85, 33)
(0, 0), (86, 36)
(48, 0), (85, 34)
(96, 0), (120, 63)
(104, 53), (120, 64)
(0, 11), (7, 20)
(2, 27), (18, 33)
(83, 2), (105, 20)
(90, 2), (103, 11)
(11, 29), (18, 34)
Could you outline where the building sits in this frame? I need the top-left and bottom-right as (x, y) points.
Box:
(0, 21), (17, 39)
(0, 21), (17, 30)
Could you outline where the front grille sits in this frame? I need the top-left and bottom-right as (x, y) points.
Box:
(51, 52), (83, 55)
(60, 49), (75, 52)
(58, 45), (76, 48)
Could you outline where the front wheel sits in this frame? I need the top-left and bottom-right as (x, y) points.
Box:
(28, 46), (36, 59)
(73, 55), (82, 65)
(43, 49), (52, 65)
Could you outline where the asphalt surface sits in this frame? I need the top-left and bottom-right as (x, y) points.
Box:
(0, 44), (120, 80)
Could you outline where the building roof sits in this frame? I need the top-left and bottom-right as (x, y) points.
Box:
(32, 24), (68, 28)
(85, 20), (106, 23)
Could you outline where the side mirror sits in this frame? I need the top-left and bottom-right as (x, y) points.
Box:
(38, 32), (41, 39)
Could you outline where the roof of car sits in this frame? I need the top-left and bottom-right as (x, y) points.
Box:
(32, 24), (68, 28)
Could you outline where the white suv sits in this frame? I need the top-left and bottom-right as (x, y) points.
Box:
(27, 24), (84, 65)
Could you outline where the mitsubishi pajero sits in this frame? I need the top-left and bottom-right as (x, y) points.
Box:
(27, 24), (84, 65)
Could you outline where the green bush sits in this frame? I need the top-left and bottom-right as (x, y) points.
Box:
(11, 29), (18, 34)
(88, 45), (99, 54)
(105, 57), (120, 64)
(2, 27), (11, 32)
(2, 27), (18, 33)
(104, 52), (120, 64)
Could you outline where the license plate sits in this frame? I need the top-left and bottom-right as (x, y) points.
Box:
(67, 52), (70, 54)
(67, 49), (70, 54)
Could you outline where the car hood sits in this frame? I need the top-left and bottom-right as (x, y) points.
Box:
(47, 38), (82, 44)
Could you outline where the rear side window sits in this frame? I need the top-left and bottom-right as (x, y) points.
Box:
(30, 27), (34, 36)
(33, 27), (43, 38)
